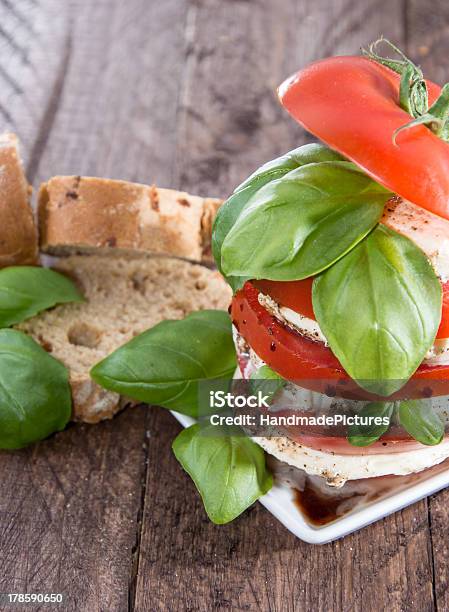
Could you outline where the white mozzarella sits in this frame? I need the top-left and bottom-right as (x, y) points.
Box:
(383, 197), (449, 282)
(253, 435), (449, 487)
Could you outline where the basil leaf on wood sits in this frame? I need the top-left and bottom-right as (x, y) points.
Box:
(91, 310), (237, 417)
(0, 329), (71, 449)
(212, 144), (345, 290)
(313, 225), (442, 396)
(172, 422), (272, 524)
(220, 162), (389, 281)
(347, 402), (394, 447)
(0, 266), (83, 327)
(250, 365), (285, 403)
(398, 400), (444, 446)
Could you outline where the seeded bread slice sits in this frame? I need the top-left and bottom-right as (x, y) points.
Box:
(18, 255), (232, 423)
(38, 176), (221, 263)
(0, 133), (38, 267)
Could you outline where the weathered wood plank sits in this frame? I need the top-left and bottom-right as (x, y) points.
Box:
(134, 411), (435, 612)
(407, 2), (449, 608)
(0, 1), (189, 610)
(0, 0), (443, 610)
(31, 0), (189, 188)
(0, 0), (69, 172)
(0, 0), (189, 189)
(174, 0), (406, 198)
(135, 2), (435, 611)
(0, 408), (148, 611)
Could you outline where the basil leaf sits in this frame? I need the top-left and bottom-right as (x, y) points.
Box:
(91, 310), (237, 417)
(347, 402), (394, 447)
(313, 225), (442, 396)
(221, 162), (389, 281)
(0, 266), (83, 327)
(250, 365), (285, 403)
(212, 144), (345, 289)
(398, 400), (444, 446)
(0, 329), (71, 449)
(172, 422), (272, 523)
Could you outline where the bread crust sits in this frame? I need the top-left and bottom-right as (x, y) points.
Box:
(0, 133), (38, 267)
(39, 176), (221, 263)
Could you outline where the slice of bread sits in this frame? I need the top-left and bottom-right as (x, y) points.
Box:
(0, 133), (38, 267)
(18, 255), (232, 423)
(38, 176), (221, 263)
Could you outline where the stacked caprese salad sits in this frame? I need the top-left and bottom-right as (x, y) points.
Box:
(213, 39), (449, 487)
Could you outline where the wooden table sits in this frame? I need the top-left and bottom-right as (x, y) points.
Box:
(1, 1), (449, 610)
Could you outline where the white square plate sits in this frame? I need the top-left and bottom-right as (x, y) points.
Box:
(171, 411), (449, 544)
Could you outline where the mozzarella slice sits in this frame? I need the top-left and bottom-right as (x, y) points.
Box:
(253, 435), (449, 487)
(383, 197), (449, 282)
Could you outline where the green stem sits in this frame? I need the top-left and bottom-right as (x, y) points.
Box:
(362, 38), (411, 75)
(362, 37), (428, 120)
(393, 83), (449, 143)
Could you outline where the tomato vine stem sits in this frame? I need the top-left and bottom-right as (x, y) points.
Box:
(363, 37), (449, 143)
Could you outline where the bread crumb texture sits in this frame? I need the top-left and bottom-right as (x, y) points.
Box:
(18, 256), (232, 423)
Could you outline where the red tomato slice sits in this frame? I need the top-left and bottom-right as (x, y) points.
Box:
(439, 282), (449, 338)
(253, 278), (315, 320)
(289, 433), (437, 455)
(278, 56), (449, 220)
(254, 278), (449, 340)
(232, 281), (449, 399)
(233, 281), (343, 382)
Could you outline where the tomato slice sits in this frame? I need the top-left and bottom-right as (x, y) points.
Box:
(278, 56), (449, 220)
(253, 278), (315, 320)
(439, 283), (449, 339)
(232, 281), (449, 398)
(284, 429), (441, 455)
(233, 281), (343, 381)
(254, 277), (449, 340)
(289, 433), (436, 455)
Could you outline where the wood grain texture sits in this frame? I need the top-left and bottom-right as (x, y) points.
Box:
(30, 0), (189, 188)
(0, 408), (149, 612)
(407, 3), (449, 610)
(0, 1), (190, 611)
(134, 412), (434, 612)
(0, 0), (69, 172)
(0, 0), (448, 610)
(174, 0), (404, 197)
(0, 0), (189, 189)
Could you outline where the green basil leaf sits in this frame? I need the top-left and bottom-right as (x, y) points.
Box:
(398, 400), (444, 446)
(0, 329), (71, 449)
(212, 144), (345, 288)
(250, 365), (285, 403)
(347, 401), (394, 447)
(313, 225), (442, 396)
(0, 266), (83, 327)
(172, 422), (272, 523)
(220, 162), (389, 281)
(91, 310), (236, 417)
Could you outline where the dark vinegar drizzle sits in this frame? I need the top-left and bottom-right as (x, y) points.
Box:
(294, 483), (364, 526)
(268, 455), (449, 527)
